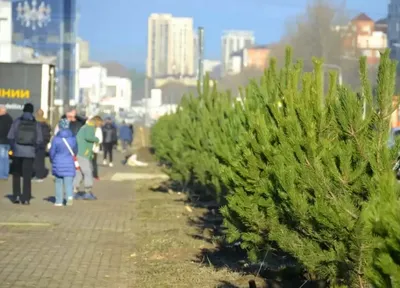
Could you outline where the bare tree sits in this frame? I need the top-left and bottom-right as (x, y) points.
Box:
(269, 0), (372, 88)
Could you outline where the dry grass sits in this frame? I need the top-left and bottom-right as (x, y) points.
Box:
(130, 179), (266, 288)
(127, 126), (266, 287)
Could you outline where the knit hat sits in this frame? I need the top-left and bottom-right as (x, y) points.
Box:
(23, 103), (34, 113)
(58, 118), (69, 130)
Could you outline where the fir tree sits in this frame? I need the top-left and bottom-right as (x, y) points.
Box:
(151, 47), (400, 286)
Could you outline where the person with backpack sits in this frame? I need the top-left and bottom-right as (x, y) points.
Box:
(102, 117), (118, 167)
(49, 118), (77, 206)
(7, 103), (43, 205)
(33, 109), (51, 181)
(73, 115), (102, 200)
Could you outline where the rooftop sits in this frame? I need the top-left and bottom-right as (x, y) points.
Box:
(352, 13), (373, 22)
(101, 62), (131, 78)
(375, 18), (387, 25)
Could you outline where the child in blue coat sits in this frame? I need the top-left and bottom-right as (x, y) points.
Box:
(49, 119), (78, 206)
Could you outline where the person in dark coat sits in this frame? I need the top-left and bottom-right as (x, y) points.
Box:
(102, 117), (118, 167)
(7, 103), (43, 205)
(49, 118), (77, 206)
(33, 109), (51, 181)
(0, 105), (13, 180)
(119, 121), (133, 152)
(128, 124), (134, 146)
(55, 108), (86, 136)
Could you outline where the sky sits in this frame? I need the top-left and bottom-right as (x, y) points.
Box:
(78, 0), (387, 71)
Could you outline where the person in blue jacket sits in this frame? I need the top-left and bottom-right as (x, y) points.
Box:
(49, 118), (77, 206)
(119, 121), (133, 152)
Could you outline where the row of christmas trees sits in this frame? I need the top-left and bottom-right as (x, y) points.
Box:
(151, 47), (400, 286)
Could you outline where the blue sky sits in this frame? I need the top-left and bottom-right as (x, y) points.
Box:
(78, 0), (387, 71)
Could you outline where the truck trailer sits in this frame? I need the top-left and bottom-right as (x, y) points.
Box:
(0, 62), (56, 122)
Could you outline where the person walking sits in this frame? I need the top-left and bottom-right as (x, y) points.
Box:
(49, 118), (77, 206)
(92, 120), (103, 180)
(73, 115), (102, 200)
(119, 121), (132, 153)
(33, 109), (51, 181)
(7, 103), (43, 205)
(128, 124), (134, 146)
(0, 105), (13, 180)
(102, 117), (117, 167)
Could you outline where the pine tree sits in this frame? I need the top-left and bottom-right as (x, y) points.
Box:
(220, 48), (397, 286)
(363, 53), (400, 287)
(151, 47), (400, 286)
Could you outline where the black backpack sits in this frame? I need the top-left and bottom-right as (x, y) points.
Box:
(16, 119), (37, 146)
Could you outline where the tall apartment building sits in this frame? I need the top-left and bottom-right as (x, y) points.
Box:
(193, 30), (198, 78)
(388, 0), (400, 61)
(0, 0), (12, 63)
(221, 30), (255, 76)
(78, 38), (89, 65)
(146, 13), (194, 78)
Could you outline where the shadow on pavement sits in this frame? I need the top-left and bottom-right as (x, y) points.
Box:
(43, 196), (56, 203)
(150, 180), (181, 193)
(188, 205), (329, 288)
(217, 281), (241, 288)
(4, 194), (15, 203)
(4, 194), (36, 203)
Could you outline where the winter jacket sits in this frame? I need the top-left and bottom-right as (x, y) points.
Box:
(76, 121), (99, 159)
(92, 127), (103, 153)
(7, 112), (43, 158)
(49, 128), (77, 177)
(37, 119), (51, 147)
(119, 124), (133, 142)
(102, 123), (118, 144)
(0, 113), (13, 145)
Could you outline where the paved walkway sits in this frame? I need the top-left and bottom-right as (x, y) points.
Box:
(0, 157), (141, 288)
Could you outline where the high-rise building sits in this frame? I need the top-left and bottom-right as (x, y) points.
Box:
(388, 0), (400, 60)
(12, 0), (78, 102)
(0, 0), (12, 63)
(78, 38), (89, 65)
(221, 30), (255, 76)
(193, 30), (198, 78)
(146, 13), (194, 78)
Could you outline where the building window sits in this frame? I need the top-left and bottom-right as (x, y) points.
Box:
(397, 22), (400, 32)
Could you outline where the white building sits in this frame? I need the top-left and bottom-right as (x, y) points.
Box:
(147, 13), (194, 78)
(221, 30), (255, 76)
(229, 52), (243, 74)
(170, 17), (194, 76)
(193, 31), (199, 77)
(77, 38), (89, 65)
(79, 62), (107, 106)
(203, 59), (220, 75)
(0, 0), (12, 63)
(102, 76), (132, 112)
(132, 88), (177, 122)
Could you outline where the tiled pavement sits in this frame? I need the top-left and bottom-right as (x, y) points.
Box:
(0, 158), (138, 288)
